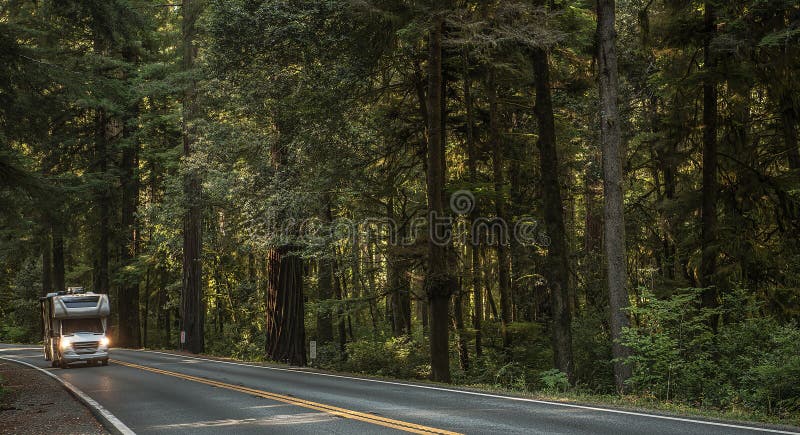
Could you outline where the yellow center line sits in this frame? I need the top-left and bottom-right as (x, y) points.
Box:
(111, 359), (461, 435)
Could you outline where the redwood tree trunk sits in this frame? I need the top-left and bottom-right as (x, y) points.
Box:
(118, 119), (141, 348)
(700, 1), (719, 317)
(52, 226), (65, 293)
(42, 229), (52, 295)
(181, 0), (204, 354)
(597, 0), (633, 391)
(94, 109), (110, 295)
(265, 246), (306, 366)
(532, 47), (574, 381)
(425, 15), (454, 383)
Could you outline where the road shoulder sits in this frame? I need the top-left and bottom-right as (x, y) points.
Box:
(0, 358), (108, 435)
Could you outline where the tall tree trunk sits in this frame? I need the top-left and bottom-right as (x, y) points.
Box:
(464, 59), (483, 357)
(532, 47), (574, 381)
(266, 246), (306, 365)
(453, 283), (470, 370)
(94, 109), (110, 294)
(387, 260), (412, 336)
(181, 0), (204, 354)
(700, 1), (719, 317)
(143, 266), (150, 348)
(42, 229), (52, 295)
(334, 264), (348, 359)
(487, 71), (513, 352)
(387, 200), (411, 336)
(781, 93), (800, 171)
(425, 15), (454, 383)
(118, 119), (141, 348)
(597, 0), (633, 391)
(52, 226), (65, 293)
(317, 198), (334, 343)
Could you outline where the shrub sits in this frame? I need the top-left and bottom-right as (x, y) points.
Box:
(539, 369), (570, 394)
(0, 325), (31, 343)
(622, 287), (800, 417)
(343, 336), (430, 379)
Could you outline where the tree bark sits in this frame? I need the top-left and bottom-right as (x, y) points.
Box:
(425, 15), (454, 383)
(41, 229), (52, 295)
(334, 264), (348, 359)
(265, 246), (306, 366)
(118, 116), (141, 348)
(453, 284), (470, 370)
(94, 109), (110, 295)
(317, 198), (334, 343)
(597, 0), (633, 391)
(52, 226), (65, 293)
(387, 201), (412, 337)
(700, 1), (719, 317)
(532, 46), (574, 381)
(181, 0), (204, 354)
(781, 93), (800, 171)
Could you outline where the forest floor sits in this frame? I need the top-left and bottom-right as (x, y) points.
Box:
(0, 359), (108, 435)
(148, 348), (800, 430)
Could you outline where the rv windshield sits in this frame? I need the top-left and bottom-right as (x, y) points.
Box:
(62, 318), (103, 335)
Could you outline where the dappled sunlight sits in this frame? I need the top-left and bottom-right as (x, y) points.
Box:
(148, 412), (336, 430)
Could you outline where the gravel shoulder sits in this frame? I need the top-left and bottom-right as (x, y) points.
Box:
(0, 359), (108, 435)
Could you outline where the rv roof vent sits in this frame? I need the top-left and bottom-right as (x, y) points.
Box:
(66, 286), (86, 294)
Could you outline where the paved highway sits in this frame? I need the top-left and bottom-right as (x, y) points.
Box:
(1, 344), (798, 434)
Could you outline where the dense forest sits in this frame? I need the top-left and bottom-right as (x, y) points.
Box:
(2, 0), (800, 422)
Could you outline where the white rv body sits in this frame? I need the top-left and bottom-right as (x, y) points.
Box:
(41, 288), (111, 367)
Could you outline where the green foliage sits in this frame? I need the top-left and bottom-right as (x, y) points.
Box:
(0, 325), (31, 344)
(572, 309), (615, 392)
(622, 287), (800, 417)
(335, 337), (430, 379)
(539, 369), (571, 394)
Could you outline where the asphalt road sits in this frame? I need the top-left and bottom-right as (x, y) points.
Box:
(1, 344), (798, 435)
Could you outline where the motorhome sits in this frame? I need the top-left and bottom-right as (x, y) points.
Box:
(40, 287), (111, 368)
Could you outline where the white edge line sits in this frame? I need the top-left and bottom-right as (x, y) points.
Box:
(135, 349), (799, 435)
(0, 356), (136, 435)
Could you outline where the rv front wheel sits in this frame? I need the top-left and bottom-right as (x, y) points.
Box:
(101, 358), (109, 366)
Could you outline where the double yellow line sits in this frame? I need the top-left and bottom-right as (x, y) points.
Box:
(111, 359), (461, 434)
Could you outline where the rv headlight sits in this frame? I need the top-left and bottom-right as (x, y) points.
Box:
(100, 337), (110, 347)
(60, 338), (72, 350)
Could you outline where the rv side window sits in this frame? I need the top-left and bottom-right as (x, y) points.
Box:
(62, 318), (104, 335)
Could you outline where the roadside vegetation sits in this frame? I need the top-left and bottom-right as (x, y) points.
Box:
(2, 0), (800, 427)
(194, 287), (800, 425)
